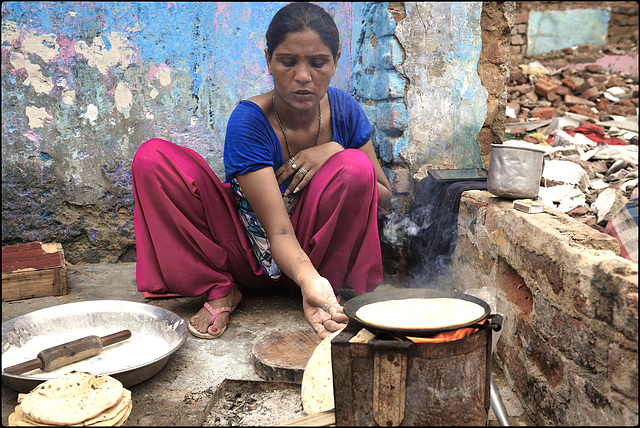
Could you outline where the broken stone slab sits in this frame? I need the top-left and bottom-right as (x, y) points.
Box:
(538, 184), (587, 213)
(565, 94), (596, 107)
(542, 159), (590, 192)
(597, 117), (639, 133)
(592, 187), (629, 225)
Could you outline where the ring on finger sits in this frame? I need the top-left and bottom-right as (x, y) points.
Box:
(288, 157), (296, 165)
(298, 167), (308, 175)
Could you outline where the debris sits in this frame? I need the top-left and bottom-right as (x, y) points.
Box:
(504, 57), (638, 257)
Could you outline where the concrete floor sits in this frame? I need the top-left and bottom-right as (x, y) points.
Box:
(2, 263), (534, 426)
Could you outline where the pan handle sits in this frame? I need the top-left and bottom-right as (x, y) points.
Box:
(470, 314), (503, 331)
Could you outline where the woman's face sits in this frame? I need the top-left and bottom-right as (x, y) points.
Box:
(266, 30), (340, 112)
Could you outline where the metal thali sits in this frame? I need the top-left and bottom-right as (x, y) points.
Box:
(2, 300), (188, 392)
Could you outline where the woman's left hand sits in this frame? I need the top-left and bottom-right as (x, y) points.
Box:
(275, 142), (343, 196)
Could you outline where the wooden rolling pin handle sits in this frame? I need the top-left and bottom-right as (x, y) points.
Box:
(101, 330), (132, 347)
(3, 329), (133, 375)
(3, 359), (42, 376)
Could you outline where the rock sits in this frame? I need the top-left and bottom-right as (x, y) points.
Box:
(525, 91), (539, 103)
(585, 64), (606, 74)
(568, 206), (591, 217)
(607, 75), (625, 88)
(556, 85), (574, 96)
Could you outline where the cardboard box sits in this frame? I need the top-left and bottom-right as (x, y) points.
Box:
(2, 242), (68, 301)
(513, 199), (544, 213)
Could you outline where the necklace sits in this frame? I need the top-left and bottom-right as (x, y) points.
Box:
(272, 93), (321, 160)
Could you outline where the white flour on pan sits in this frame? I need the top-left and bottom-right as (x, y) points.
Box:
(2, 328), (170, 378)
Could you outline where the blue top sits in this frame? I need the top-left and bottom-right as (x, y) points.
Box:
(224, 87), (373, 192)
(222, 87), (373, 279)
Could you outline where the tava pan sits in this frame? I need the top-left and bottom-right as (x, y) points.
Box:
(343, 288), (496, 338)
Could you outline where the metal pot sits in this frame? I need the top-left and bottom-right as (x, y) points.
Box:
(487, 142), (546, 199)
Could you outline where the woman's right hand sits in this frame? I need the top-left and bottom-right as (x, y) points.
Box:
(300, 276), (348, 338)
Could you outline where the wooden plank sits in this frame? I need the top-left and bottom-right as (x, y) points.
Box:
(274, 410), (336, 426)
(2, 242), (65, 273)
(2, 268), (67, 301)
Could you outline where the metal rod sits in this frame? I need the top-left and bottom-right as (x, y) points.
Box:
(490, 375), (512, 426)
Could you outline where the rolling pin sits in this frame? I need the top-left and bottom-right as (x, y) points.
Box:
(3, 329), (132, 376)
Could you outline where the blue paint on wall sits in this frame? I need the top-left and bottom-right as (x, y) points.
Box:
(527, 9), (610, 57)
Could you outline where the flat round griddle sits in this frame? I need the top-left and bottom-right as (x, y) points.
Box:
(343, 288), (491, 337)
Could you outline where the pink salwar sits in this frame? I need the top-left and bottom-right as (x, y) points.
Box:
(131, 138), (382, 301)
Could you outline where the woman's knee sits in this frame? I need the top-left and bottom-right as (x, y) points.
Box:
(327, 149), (376, 193)
(133, 138), (171, 166)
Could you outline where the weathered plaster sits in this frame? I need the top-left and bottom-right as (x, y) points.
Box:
(2, 1), (494, 263)
(396, 2), (488, 172)
(527, 9), (610, 57)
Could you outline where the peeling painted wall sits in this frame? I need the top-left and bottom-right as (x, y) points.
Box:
(2, 1), (493, 263)
(396, 2), (488, 172)
(527, 9), (610, 57)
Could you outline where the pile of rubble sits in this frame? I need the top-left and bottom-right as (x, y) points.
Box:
(504, 56), (638, 263)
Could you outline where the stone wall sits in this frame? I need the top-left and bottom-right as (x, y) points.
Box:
(511, 1), (639, 68)
(451, 190), (638, 425)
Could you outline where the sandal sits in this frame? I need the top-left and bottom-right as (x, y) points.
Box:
(188, 301), (237, 339)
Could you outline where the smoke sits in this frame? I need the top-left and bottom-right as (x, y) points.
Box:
(381, 212), (419, 246)
(381, 205), (460, 291)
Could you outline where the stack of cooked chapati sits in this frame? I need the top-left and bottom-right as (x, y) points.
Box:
(8, 371), (132, 426)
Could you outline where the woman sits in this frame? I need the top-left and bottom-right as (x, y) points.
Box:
(131, 2), (391, 340)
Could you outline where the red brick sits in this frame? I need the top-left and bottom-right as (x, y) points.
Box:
(563, 76), (578, 91)
(498, 260), (532, 318)
(482, 39), (509, 64)
(555, 85), (573, 96)
(606, 75), (624, 88)
(532, 107), (556, 120)
(606, 104), (628, 116)
(518, 318), (564, 388)
(617, 99), (638, 116)
(596, 97), (610, 111)
(569, 105), (595, 117)
(564, 94), (596, 107)
(478, 127), (494, 156)
(582, 87), (600, 100)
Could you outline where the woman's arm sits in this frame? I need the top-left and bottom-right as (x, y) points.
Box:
(275, 139), (391, 213)
(358, 140), (392, 214)
(236, 167), (347, 337)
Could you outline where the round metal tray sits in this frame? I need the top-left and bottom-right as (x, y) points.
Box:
(2, 300), (188, 392)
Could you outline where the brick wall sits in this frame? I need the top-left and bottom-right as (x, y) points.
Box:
(451, 190), (638, 425)
(511, 1), (639, 67)
(478, 2), (515, 167)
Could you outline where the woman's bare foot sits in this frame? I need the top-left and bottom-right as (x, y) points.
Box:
(189, 287), (242, 337)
